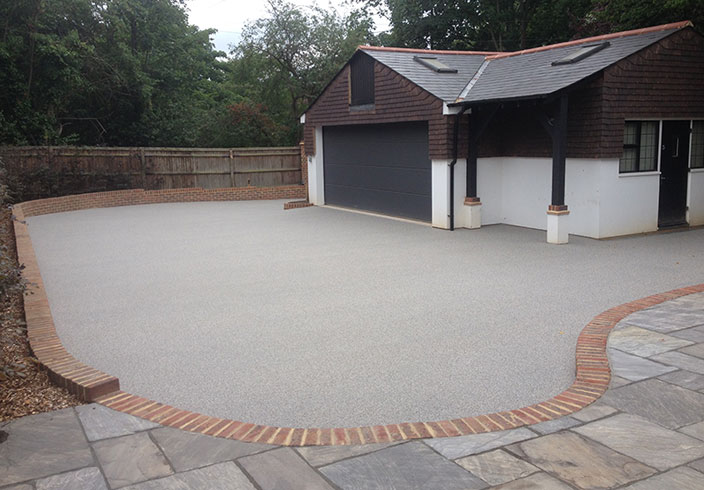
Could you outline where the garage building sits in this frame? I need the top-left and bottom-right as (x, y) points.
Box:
(301, 21), (704, 243)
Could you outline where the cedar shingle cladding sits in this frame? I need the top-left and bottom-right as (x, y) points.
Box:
(304, 58), (455, 159)
(478, 28), (704, 159)
(601, 27), (704, 158)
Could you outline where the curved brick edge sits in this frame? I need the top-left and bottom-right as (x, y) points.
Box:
(12, 190), (704, 445)
(283, 200), (313, 210)
(91, 283), (704, 446)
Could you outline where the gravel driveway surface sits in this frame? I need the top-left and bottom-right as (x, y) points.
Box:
(26, 200), (704, 427)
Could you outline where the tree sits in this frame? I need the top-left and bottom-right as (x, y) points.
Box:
(581, 0), (704, 37)
(231, 0), (375, 142)
(0, 0), (227, 146)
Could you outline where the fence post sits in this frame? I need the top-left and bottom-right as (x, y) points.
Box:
(229, 149), (235, 188)
(139, 148), (146, 189)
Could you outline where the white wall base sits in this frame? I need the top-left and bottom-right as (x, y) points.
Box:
(547, 211), (569, 244)
(308, 127), (325, 206)
(461, 200), (482, 229)
(688, 169), (704, 226)
(431, 159), (450, 229)
(477, 157), (662, 239)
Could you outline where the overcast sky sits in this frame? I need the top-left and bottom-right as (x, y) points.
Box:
(185, 0), (389, 54)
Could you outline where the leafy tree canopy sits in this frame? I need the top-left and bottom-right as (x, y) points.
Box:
(0, 0), (700, 148)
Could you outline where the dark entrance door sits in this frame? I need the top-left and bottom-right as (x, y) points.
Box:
(659, 121), (690, 227)
(323, 122), (431, 221)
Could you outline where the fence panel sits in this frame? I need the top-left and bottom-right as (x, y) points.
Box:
(0, 145), (303, 200)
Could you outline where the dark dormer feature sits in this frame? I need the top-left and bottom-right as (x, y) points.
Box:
(552, 41), (610, 65)
(413, 56), (458, 73)
(350, 53), (375, 107)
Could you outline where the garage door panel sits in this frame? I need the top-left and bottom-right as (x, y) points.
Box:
(324, 184), (430, 221)
(323, 122), (431, 221)
(325, 164), (430, 196)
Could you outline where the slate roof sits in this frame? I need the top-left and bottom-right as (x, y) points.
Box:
(357, 21), (692, 105)
(360, 47), (489, 103)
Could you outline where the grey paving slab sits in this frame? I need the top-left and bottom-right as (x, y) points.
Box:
(622, 466), (704, 489)
(599, 378), (704, 429)
(610, 375), (633, 388)
(506, 431), (655, 489)
(296, 442), (398, 467)
(423, 428), (536, 460)
(672, 325), (704, 343)
(92, 432), (172, 488)
(492, 472), (573, 489)
(455, 449), (538, 486)
(571, 403), (618, 422)
(27, 203), (704, 427)
(650, 351), (704, 375)
(608, 325), (692, 357)
(680, 421), (704, 441)
(689, 457), (704, 473)
(681, 343), (704, 359)
(239, 447), (333, 490)
(658, 370), (704, 391)
(76, 403), (160, 442)
(149, 426), (267, 472)
(121, 462), (255, 490)
(0, 408), (93, 487)
(573, 413), (704, 470)
(622, 302), (704, 332)
(320, 441), (487, 490)
(35, 467), (108, 490)
(492, 473), (572, 490)
(529, 416), (581, 435)
(2, 485), (33, 490)
(608, 349), (677, 381)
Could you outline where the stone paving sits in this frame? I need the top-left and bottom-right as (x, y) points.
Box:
(2, 293), (704, 489)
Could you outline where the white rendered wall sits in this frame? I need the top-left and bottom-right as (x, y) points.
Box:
(476, 157), (660, 238)
(431, 159), (450, 228)
(597, 162), (659, 238)
(307, 127), (325, 205)
(688, 169), (704, 226)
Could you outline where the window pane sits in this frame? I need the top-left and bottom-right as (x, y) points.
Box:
(623, 122), (637, 146)
(620, 148), (637, 172)
(639, 121), (658, 171)
(692, 121), (704, 169)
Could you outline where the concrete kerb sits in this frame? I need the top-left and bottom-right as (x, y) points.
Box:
(12, 188), (704, 446)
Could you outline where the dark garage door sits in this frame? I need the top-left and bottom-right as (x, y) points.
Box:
(323, 122), (431, 221)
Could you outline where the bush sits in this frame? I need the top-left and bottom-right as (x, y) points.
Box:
(0, 155), (26, 300)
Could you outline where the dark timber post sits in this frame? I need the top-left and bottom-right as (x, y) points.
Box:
(537, 93), (570, 243)
(551, 94), (568, 207)
(466, 104), (499, 200)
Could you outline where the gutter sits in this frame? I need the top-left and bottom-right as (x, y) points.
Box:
(449, 106), (469, 230)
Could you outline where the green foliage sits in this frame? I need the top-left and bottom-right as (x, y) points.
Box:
(371, 0), (696, 51)
(233, 0), (375, 142)
(582, 0), (703, 36)
(0, 156), (26, 300)
(0, 0), (698, 150)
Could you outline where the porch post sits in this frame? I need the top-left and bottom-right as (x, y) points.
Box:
(463, 104), (498, 229)
(547, 94), (569, 244)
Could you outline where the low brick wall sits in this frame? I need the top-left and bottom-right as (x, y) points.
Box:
(16, 185), (306, 218)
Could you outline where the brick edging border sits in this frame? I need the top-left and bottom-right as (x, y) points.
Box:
(13, 189), (704, 446)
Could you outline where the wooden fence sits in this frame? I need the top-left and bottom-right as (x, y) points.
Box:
(0, 146), (305, 195)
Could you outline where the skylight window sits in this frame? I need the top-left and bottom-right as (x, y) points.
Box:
(552, 41), (610, 66)
(413, 56), (458, 73)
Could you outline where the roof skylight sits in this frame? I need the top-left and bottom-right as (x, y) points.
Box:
(552, 41), (610, 66)
(413, 56), (458, 73)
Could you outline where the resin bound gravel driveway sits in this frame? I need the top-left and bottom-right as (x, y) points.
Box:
(26, 200), (704, 428)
